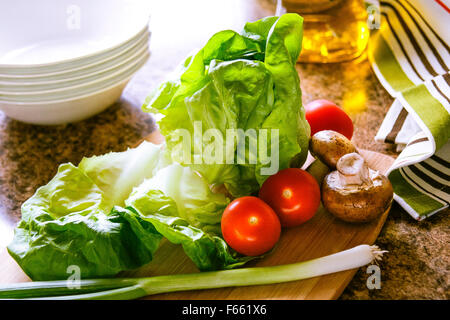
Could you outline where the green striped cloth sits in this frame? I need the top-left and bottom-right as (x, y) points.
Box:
(367, 0), (450, 220)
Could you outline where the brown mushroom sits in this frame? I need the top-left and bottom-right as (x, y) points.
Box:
(310, 130), (357, 169)
(321, 152), (394, 223)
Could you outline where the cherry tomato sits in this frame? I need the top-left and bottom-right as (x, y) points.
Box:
(221, 196), (281, 256)
(259, 168), (320, 227)
(305, 99), (354, 140)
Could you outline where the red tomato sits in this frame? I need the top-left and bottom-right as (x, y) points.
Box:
(305, 99), (354, 140)
(221, 196), (281, 256)
(259, 168), (320, 227)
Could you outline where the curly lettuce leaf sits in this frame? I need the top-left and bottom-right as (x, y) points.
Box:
(7, 142), (164, 280)
(125, 165), (255, 270)
(78, 141), (162, 207)
(143, 14), (309, 197)
(126, 163), (228, 234)
(8, 142), (252, 279)
(7, 167), (162, 280)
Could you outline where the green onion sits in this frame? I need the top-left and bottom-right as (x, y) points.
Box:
(0, 245), (386, 300)
(0, 278), (138, 299)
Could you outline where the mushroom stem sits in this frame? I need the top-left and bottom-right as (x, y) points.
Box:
(336, 153), (371, 187)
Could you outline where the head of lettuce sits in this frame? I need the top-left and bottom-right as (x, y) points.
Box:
(143, 13), (310, 197)
(7, 14), (310, 281)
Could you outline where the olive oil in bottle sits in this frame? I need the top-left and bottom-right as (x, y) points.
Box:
(279, 0), (370, 63)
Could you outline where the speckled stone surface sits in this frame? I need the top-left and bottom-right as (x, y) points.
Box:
(0, 0), (448, 299)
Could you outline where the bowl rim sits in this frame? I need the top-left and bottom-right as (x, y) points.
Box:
(0, 20), (150, 70)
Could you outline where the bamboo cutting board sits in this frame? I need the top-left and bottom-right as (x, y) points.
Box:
(0, 132), (394, 300)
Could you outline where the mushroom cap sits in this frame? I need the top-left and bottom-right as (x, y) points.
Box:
(310, 130), (357, 169)
(322, 170), (394, 223)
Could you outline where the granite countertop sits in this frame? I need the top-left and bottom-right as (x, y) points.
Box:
(0, 0), (448, 299)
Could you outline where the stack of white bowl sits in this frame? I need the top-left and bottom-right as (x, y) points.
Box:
(0, 0), (151, 125)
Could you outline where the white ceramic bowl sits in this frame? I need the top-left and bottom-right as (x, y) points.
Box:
(0, 0), (151, 72)
(0, 0), (151, 125)
(0, 53), (149, 125)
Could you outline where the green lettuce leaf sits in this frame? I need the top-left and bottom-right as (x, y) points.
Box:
(78, 141), (162, 207)
(126, 163), (229, 234)
(143, 14), (309, 197)
(125, 164), (254, 270)
(8, 143), (251, 279)
(8, 206), (161, 281)
(7, 142), (164, 280)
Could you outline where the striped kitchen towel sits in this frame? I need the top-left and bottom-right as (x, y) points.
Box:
(368, 0), (450, 220)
